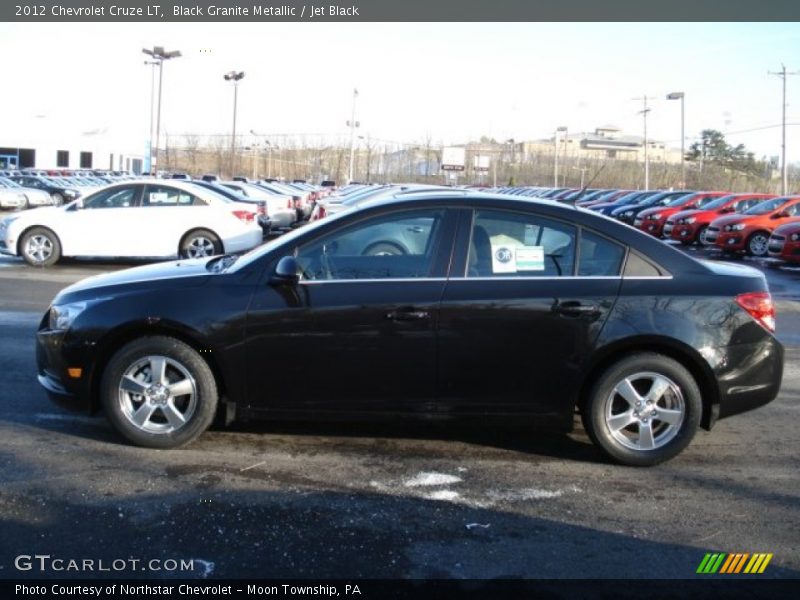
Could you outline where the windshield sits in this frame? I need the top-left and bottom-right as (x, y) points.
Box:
(666, 193), (700, 207)
(701, 194), (738, 210)
(743, 197), (788, 215)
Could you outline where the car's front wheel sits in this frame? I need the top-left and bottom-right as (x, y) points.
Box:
(51, 193), (64, 206)
(582, 353), (701, 466)
(101, 336), (218, 448)
(20, 227), (61, 267)
(747, 231), (770, 257)
(180, 229), (222, 258)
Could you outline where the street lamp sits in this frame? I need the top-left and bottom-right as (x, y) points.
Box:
(347, 88), (360, 183)
(142, 46), (181, 175)
(224, 71), (245, 177)
(553, 126), (567, 187)
(143, 60), (159, 173)
(667, 91), (685, 188)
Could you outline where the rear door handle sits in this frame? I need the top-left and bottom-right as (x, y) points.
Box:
(554, 301), (601, 317)
(386, 308), (430, 321)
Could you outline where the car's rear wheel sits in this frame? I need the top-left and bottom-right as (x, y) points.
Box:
(101, 336), (218, 448)
(582, 353), (701, 466)
(747, 232), (770, 257)
(20, 227), (61, 267)
(363, 241), (405, 256)
(180, 229), (222, 258)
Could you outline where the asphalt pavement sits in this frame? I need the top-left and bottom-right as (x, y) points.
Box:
(0, 247), (799, 580)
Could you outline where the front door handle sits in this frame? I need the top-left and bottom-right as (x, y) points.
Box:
(386, 308), (430, 321)
(554, 301), (601, 318)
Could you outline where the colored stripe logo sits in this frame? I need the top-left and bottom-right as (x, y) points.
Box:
(697, 553), (773, 574)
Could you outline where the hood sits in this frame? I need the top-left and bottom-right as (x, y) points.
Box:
(709, 214), (754, 228)
(639, 206), (678, 219)
(772, 218), (800, 236)
(669, 208), (702, 222)
(55, 258), (212, 300)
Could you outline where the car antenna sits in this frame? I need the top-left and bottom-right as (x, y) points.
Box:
(569, 165), (606, 206)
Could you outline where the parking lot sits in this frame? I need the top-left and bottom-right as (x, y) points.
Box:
(1, 244), (799, 580)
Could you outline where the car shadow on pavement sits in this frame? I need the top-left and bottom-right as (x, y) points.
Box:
(1, 486), (799, 581)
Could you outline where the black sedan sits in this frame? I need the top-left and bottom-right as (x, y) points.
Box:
(35, 192), (784, 466)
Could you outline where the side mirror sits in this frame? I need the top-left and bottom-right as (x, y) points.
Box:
(772, 211), (789, 219)
(68, 198), (84, 211)
(720, 206), (734, 213)
(272, 255), (300, 285)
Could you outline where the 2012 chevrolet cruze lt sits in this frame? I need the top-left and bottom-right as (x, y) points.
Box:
(36, 192), (784, 466)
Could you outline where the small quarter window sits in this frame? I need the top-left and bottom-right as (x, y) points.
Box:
(624, 252), (662, 277)
(578, 230), (625, 276)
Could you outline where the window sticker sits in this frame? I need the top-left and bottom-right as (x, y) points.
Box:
(491, 244), (517, 273)
(516, 246), (545, 271)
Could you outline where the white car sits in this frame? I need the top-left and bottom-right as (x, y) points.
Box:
(220, 181), (297, 229)
(0, 179), (29, 209)
(0, 177), (52, 208)
(0, 181), (263, 267)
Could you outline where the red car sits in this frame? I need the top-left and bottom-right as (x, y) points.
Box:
(667, 193), (775, 245)
(634, 191), (728, 238)
(768, 221), (800, 264)
(706, 196), (800, 256)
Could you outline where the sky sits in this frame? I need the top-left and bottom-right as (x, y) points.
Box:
(1, 21), (799, 160)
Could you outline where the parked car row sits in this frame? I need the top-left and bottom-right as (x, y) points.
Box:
(482, 185), (800, 266)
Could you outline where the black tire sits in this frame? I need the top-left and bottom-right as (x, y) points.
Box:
(746, 231), (770, 257)
(695, 225), (709, 246)
(51, 193), (64, 207)
(581, 353), (701, 466)
(180, 229), (222, 258)
(362, 241), (406, 256)
(20, 226), (61, 267)
(101, 336), (218, 449)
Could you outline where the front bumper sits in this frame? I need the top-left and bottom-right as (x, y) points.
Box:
(713, 231), (745, 251)
(670, 223), (698, 242)
(36, 326), (93, 412)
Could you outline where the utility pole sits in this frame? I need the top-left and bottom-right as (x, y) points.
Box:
(769, 64), (799, 195)
(347, 88), (359, 183)
(634, 96), (656, 190)
(142, 46), (181, 175)
(666, 92), (685, 188)
(553, 126), (567, 187)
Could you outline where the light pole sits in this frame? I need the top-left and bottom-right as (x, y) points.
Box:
(667, 91), (685, 189)
(553, 126), (567, 187)
(347, 88), (360, 183)
(142, 46), (181, 175)
(224, 71), (245, 178)
(143, 60), (158, 173)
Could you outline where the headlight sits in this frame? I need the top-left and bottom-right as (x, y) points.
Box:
(48, 302), (87, 331)
(791, 233), (800, 242)
(684, 217), (696, 224)
(0, 215), (18, 230)
(727, 223), (746, 232)
(649, 213), (662, 220)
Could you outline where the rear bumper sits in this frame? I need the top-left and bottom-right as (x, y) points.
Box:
(716, 337), (784, 421)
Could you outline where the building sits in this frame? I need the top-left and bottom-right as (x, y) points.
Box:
(521, 125), (683, 164)
(0, 116), (146, 173)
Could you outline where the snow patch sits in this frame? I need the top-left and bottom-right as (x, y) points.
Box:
(192, 559), (215, 578)
(404, 472), (462, 487)
(425, 490), (460, 501)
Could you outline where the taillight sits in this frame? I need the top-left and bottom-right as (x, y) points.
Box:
(257, 202), (267, 216)
(318, 205), (327, 219)
(736, 291), (776, 333)
(232, 210), (254, 223)
(292, 196), (301, 208)
(286, 199), (292, 209)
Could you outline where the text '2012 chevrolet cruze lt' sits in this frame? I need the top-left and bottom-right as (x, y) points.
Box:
(36, 192), (784, 466)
